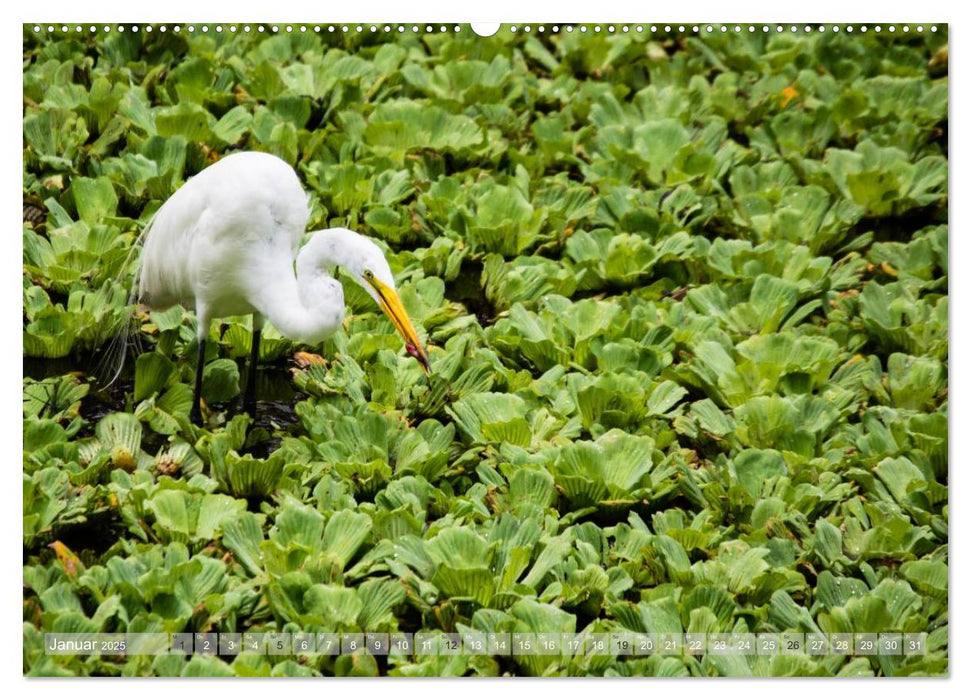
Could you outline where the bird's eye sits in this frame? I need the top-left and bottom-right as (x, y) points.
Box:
(364, 270), (374, 280)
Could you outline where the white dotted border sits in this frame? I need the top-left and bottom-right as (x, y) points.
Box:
(30, 23), (940, 35)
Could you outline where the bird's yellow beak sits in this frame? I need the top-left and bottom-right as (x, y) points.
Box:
(365, 277), (430, 374)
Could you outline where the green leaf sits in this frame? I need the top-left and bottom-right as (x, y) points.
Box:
(134, 352), (175, 402)
(202, 358), (240, 403)
(213, 106), (253, 144)
(322, 510), (372, 569)
(447, 393), (532, 447)
(732, 449), (787, 499)
(900, 560), (947, 600)
(72, 177), (118, 225)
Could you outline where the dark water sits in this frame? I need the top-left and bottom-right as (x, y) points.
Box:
(23, 356), (89, 382)
(24, 356), (303, 436)
(244, 368), (303, 433)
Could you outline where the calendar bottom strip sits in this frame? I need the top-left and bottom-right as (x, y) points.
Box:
(45, 632), (929, 658)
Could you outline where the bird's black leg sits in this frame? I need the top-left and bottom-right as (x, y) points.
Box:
(190, 338), (206, 425)
(244, 327), (260, 417)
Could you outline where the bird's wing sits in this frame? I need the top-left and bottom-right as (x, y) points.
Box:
(138, 152), (311, 311)
(137, 181), (210, 308)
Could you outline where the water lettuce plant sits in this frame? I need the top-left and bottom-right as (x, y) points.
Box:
(23, 23), (947, 677)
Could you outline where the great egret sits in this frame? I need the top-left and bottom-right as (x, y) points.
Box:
(136, 151), (430, 424)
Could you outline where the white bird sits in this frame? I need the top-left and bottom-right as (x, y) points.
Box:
(136, 151), (429, 423)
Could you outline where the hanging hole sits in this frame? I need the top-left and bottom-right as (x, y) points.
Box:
(470, 22), (501, 37)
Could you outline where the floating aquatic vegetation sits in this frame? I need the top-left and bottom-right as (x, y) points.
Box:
(22, 24), (948, 677)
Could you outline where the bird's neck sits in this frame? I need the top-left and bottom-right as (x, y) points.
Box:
(249, 246), (345, 345)
(252, 229), (370, 345)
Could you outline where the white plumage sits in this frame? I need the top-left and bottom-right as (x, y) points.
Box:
(136, 151), (429, 422)
(140, 152), (309, 320)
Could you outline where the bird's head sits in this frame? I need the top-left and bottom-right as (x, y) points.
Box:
(339, 235), (430, 374)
